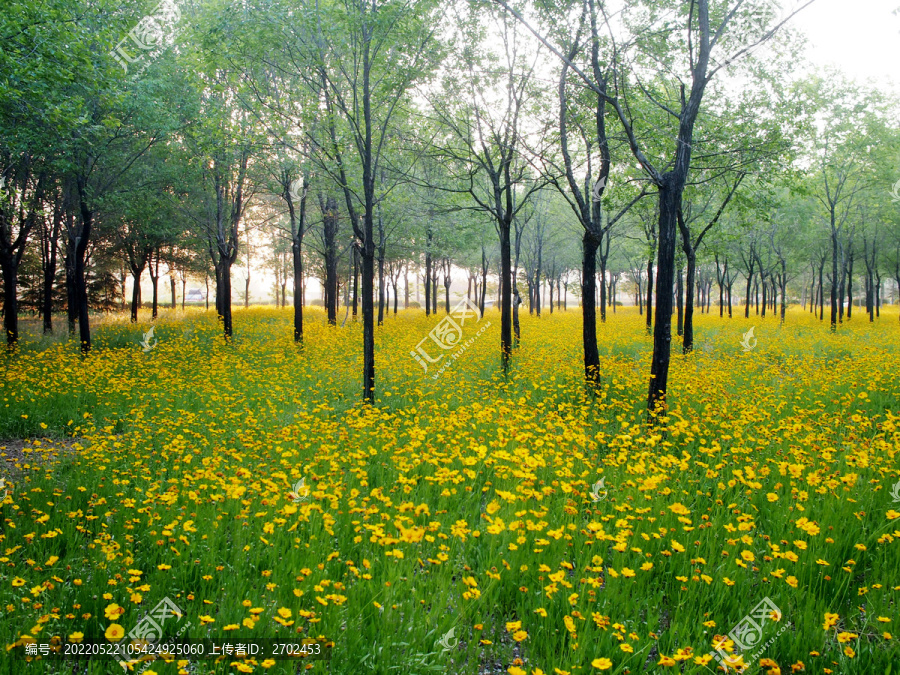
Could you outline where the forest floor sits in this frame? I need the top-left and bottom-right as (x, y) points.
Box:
(0, 306), (898, 674)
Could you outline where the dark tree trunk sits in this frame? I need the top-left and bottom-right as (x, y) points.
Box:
(744, 272), (753, 319)
(727, 283), (733, 318)
(846, 248), (854, 320)
(424, 245), (432, 316)
(361, 228), (375, 404)
(499, 217), (512, 368)
(682, 255), (696, 353)
(323, 196), (339, 326)
(0, 258), (18, 346)
(443, 259), (451, 314)
(598, 238), (607, 323)
(582, 233), (601, 384)
(218, 259), (233, 338)
(819, 263), (825, 321)
(293, 239), (304, 341)
(433, 268), (439, 313)
(352, 247), (358, 318)
(646, 182), (679, 414)
(760, 273), (767, 319)
(149, 250), (160, 320)
(41, 200), (63, 334)
(130, 270), (142, 323)
(377, 213), (385, 326)
(830, 224), (839, 330)
(480, 247), (488, 315)
(675, 263), (684, 337)
(645, 258), (653, 334)
(377, 252), (385, 326)
(75, 199), (92, 353)
(66, 245), (77, 334)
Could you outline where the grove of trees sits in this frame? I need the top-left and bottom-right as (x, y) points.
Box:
(2, 0), (899, 414)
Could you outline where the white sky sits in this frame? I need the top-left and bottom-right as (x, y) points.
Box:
(796, 0), (899, 93)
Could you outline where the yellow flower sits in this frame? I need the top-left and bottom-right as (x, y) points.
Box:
(105, 624), (125, 641)
(591, 658), (612, 670)
(823, 613), (839, 630)
(104, 604), (124, 620)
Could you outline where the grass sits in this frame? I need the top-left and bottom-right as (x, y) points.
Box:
(0, 305), (898, 674)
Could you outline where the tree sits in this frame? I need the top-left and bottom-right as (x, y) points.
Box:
(495, 0), (814, 413)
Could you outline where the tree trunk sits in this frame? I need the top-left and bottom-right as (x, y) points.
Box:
(75, 201), (92, 353)
(683, 254), (696, 353)
(0, 258), (18, 346)
(582, 232), (601, 384)
(744, 272), (753, 319)
(352, 247), (358, 318)
(41, 204), (63, 334)
(361, 228), (375, 404)
(646, 183), (678, 414)
(377, 251), (385, 326)
(480, 247), (488, 315)
(130, 270), (142, 323)
(66, 246), (77, 334)
(645, 258), (653, 334)
(323, 196), (339, 326)
(424, 248), (432, 316)
(727, 283), (733, 318)
(150, 252), (160, 320)
(676, 263), (684, 338)
(500, 217), (512, 368)
(443, 261), (451, 314)
(218, 258), (233, 338)
(292, 234), (304, 342)
(377, 212), (385, 326)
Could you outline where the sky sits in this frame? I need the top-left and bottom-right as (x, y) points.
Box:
(796, 0), (899, 93)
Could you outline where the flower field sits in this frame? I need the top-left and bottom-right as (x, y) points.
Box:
(1, 307), (899, 674)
